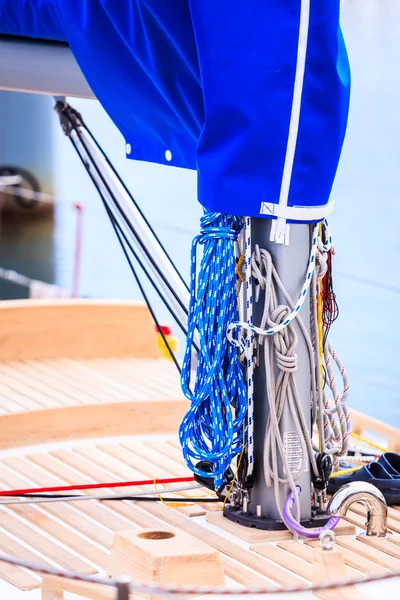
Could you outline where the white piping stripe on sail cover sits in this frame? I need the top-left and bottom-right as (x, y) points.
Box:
(269, 0), (311, 245)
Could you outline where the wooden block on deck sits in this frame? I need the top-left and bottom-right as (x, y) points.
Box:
(206, 510), (355, 543)
(108, 527), (225, 599)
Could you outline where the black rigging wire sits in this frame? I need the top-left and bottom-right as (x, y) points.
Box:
(105, 203), (182, 373)
(80, 116), (189, 292)
(2, 494), (220, 503)
(72, 124), (190, 322)
(65, 134), (181, 373)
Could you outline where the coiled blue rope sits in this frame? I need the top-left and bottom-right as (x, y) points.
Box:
(179, 211), (248, 488)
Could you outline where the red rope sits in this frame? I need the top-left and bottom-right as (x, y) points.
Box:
(0, 476), (195, 497)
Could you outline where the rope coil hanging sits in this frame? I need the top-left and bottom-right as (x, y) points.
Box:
(179, 211), (248, 488)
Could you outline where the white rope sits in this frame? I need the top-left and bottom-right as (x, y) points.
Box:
(0, 185), (56, 203)
(251, 247), (318, 524)
(0, 267), (32, 288)
(231, 220), (349, 530)
(322, 342), (351, 458)
(0, 175), (22, 187)
(243, 216), (255, 479)
(0, 484), (203, 505)
(311, 236), (351, 460)
(0, 267), (69, 297)
(227, 220), (331, 343)
(0, 551), (399, 596)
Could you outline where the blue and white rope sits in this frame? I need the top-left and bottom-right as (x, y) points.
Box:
(179, 211), (248, 488)
(243, 217), (255, 480)
(227, 219), (332, 345)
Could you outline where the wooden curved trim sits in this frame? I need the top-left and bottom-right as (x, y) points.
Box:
(351, 408), (400, 452)
(0, 299), (159, 360)
(0, 400), (187, 450)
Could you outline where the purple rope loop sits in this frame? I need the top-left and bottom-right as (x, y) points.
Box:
(283, 486), (340, 539)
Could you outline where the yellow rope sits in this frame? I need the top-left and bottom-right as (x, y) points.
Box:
(222, 424), (246, 511)
(330, 465), (362, 478)
(351, 432), (387, 453)
(317, 222), (324, 451)
(235, 253), (245, 283)
(153, 479), (189, 508)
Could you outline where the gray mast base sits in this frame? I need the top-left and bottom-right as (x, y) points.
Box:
(223, 220), (322, 530)
(223, 505), (329, 531)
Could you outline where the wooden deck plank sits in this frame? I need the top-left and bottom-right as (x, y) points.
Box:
(4, 457), (115, 548)
(101, 358), (181, 399)
(0, 364), (75, 407)
(16, 360), (107, 405)
(222, 556), (275, 586)
(29, 452), (158, 529)
(277, 540), (315, 562)
(1, 501), (107, 570)
(385, 535), (400, 549)
(120, 442), (219, 511)
(350, 502), (400, 534)
(0, 529), (53, 568)
(0, 390), (30, 413)
(302, 540), (388, 574)
(77, 445), (206, 518)
(335, 536), (400, 570)
(122, 440), (190, 478)
(145, 439), (185, 465)
(0, 400), (186, 450)
(78, 359), (167, 401)
(51, 357), (163, 403)
(27, 455), (135, 532)
(48, 449), (165, 529)
(67, 447), (302, 585)
(100, 443), (212, 505)
(59, 358), (158, 402)
(357, 535), (400, 560)
(251, 543), (312, 580)
(0, 469), (108, 570)
(0, 560), (40, 591)
(0, 511), (96, 573)
(0, 377), (47, 411)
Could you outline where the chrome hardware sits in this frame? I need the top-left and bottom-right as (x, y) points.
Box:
(327, 481), (388, 537)
(319, 530), (336, 551)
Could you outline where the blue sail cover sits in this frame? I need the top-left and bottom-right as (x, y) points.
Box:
(0, 1), (350, 222)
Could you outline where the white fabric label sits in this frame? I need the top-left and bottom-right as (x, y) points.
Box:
(283, 431), (309, 474)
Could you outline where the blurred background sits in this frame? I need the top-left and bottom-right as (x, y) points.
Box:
(0, 0), (399, 425)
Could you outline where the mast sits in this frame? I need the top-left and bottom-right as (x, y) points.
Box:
(251, 220), (312, 521)
(224, 220), (313, 528)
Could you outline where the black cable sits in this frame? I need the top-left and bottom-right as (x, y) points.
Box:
(4, 495), (220, 503)
(106, 204), (182, 373)
(66, 136), (181, 373)
(72, 124), (190, 321)
(80, 117), (189, 292)
(68, 128), (193, 346)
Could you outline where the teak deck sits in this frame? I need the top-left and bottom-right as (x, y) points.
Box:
(0, 299), (398, 598)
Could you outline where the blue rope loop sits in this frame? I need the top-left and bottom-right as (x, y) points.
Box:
(179, 211), (247, 488)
